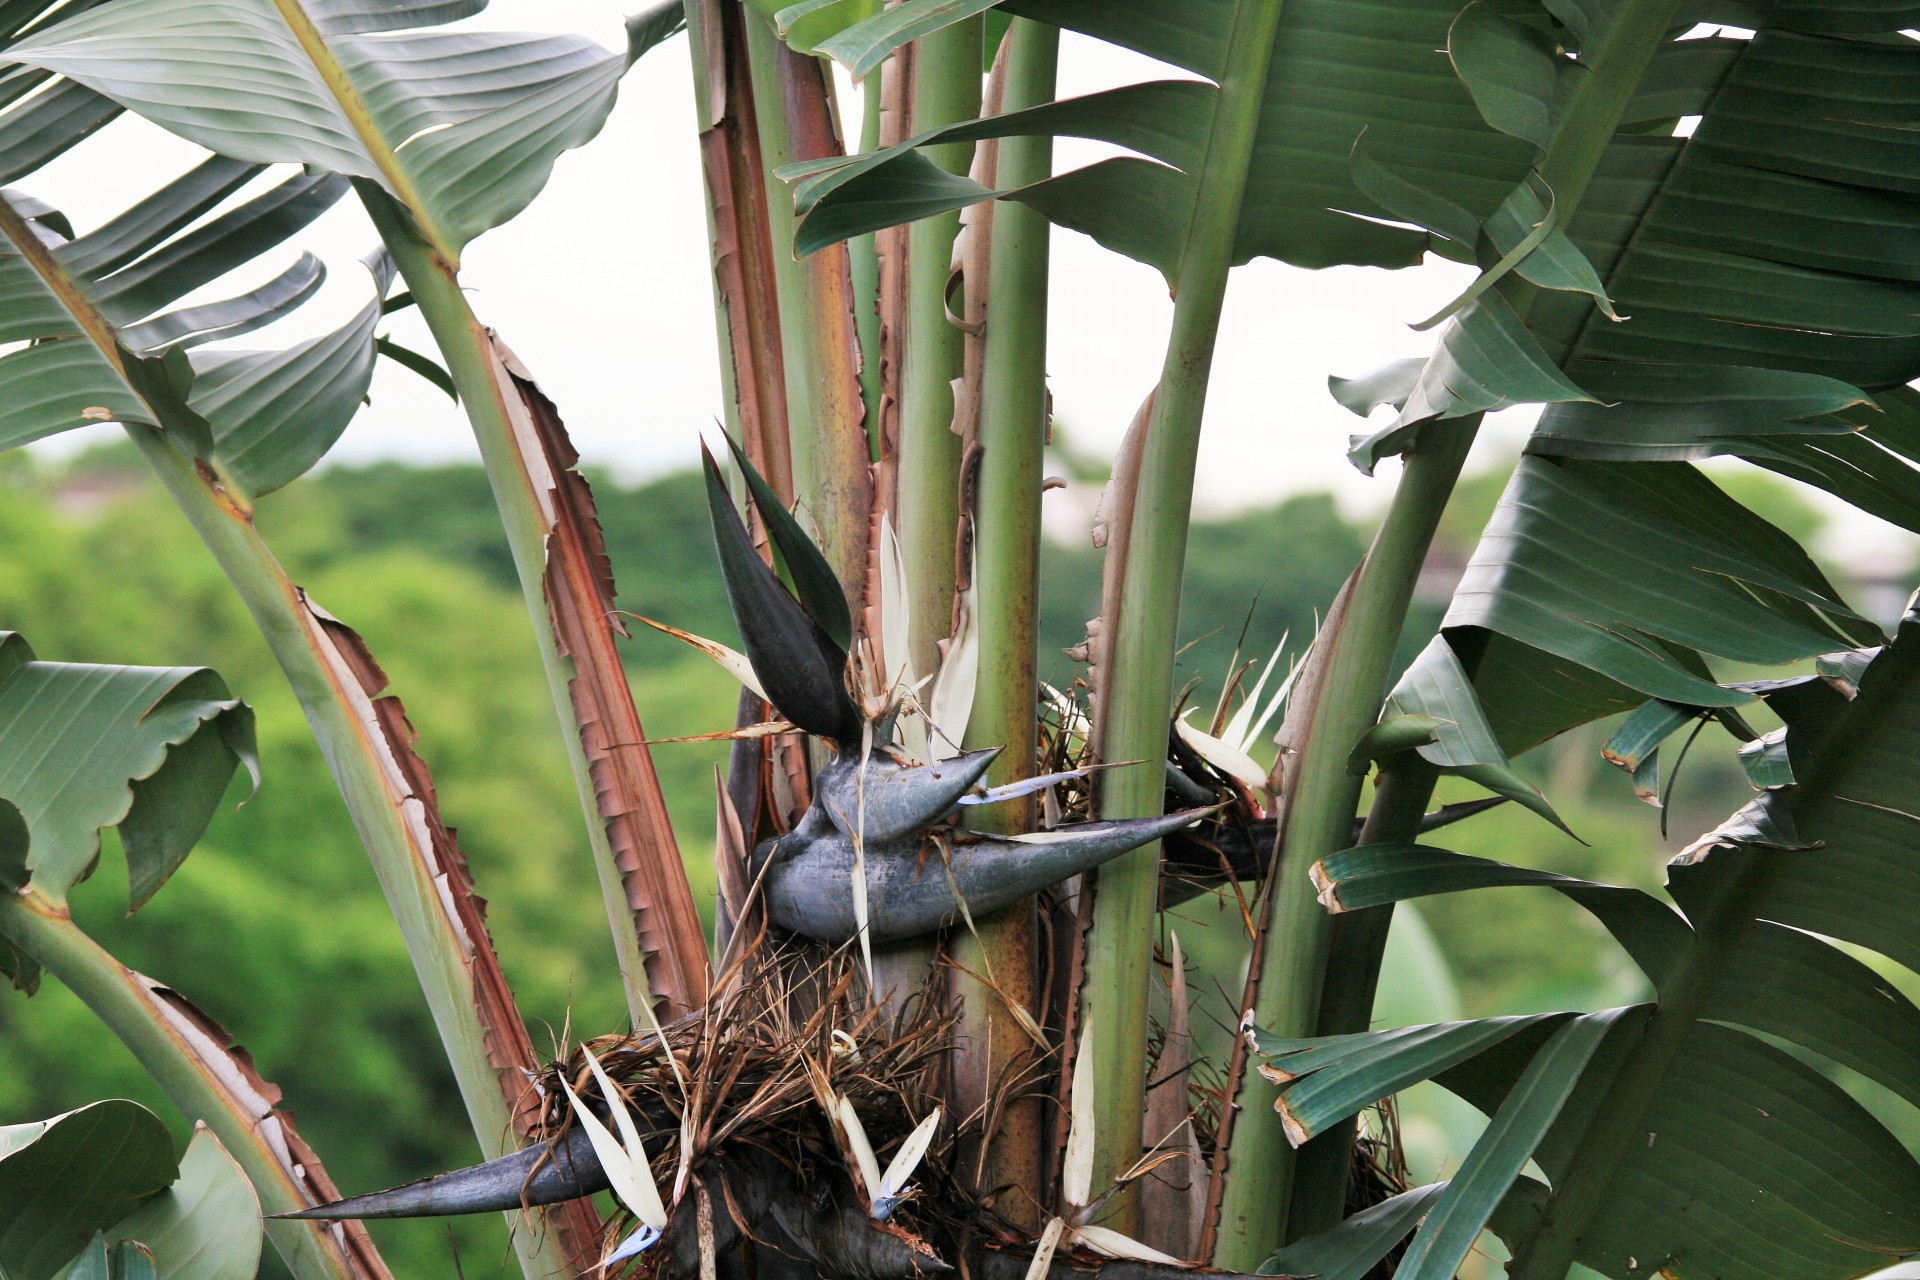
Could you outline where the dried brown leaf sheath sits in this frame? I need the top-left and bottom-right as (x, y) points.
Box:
(489, 339), (712, 1016)
(142, 975), (393, 1279)
(298, 592), (606, 1265)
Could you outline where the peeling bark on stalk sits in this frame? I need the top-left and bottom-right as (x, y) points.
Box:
(742, 13), (872, 599)
(361, 190), (708, 1027)
(490, 340), (712, 1015)
(686, 0), (794, 496)
(0, 193), (595, 1279)
(144, 460), (608, 1276)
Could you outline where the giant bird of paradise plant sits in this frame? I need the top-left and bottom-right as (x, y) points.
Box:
(1, 1), (1918, 1279)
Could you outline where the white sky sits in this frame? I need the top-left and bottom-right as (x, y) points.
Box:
(20, 2), (1912, 569)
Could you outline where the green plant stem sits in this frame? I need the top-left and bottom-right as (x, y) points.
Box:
(896, 16), (981, 676)
(951, 16), (1058, 1228)
(1283, 756), (1441, 1240)
(742, 13), (872, 590)
(124, 426), (574, 1280)
(850, 76), (885, 461)
(1212, 420), (1477, 1269)
(1081, 0), (1287, 1231)
(0, 890), (370, 1280)
(359, 188), (674, 1025)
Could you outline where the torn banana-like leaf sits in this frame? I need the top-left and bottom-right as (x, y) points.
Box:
(1062, 1012), (1097, 1209)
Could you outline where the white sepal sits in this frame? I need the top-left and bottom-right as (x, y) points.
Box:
(926, 569), (978, 762)
(1069, 1224), (1184, 1265)
(1061, 1013), (1096, 1209)
(564, 1048), (668, 1233)
(836, 1094), (885, 1204)
(1021, 1218), (1067, 1280)
(1176, 710), (1269, 795)
(873, 1108), (941, 1217)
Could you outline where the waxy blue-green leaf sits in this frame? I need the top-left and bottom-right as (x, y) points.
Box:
(0, 632), (256, 908)
(624, 0), (687, 65)
(80, 1127), (261, 1280)
(817, 0), (1005, 77)
(1444, 457), (1877, 709)
(1446, 3), (1566, 152)
(1350, 292), (1594, 473)
(1601, 698), (1693, 776)
(760, 0), (879, 54)
(1530, 363), (1872, 462)
(1485, 178), (1616, 317)
(1259, 1181), (1446, 1280)
(1347, 147), (1481, 252)
(1736, 725), (1793, 788)
(1574, 1025), (1920, 1280)
(1255, 1013), (1571, 1142)
(55, 1236), (156, 1280)
(1709, 921), (1920, 1113)
(7, 0), (627, 262)
(189, 253), (395, 498)
(0, 166), (380, 492)
(1327, 357), (1424, 419)
(1394, 1010), (1625, 1280)
(787, 0), (1541, 273)
(0, 1101), (176, 1280)
(1380, 635), (1577, 834)
(1311, 843), (1690, 987)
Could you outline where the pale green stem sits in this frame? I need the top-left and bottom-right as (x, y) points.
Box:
(1282, 756), (1439, 1237)
(1211, 422), (1476, 1268)
(951, 17), (1058, 1228)
(0, 890), (369, 1280)
(850, 78), (885, 460)
(895, 18), (981, 675)
(358, 187), (666, 1026)
(1081, 0), (1287, 1233)
(742, 14), (871, 590)
(124, 426), (572, 1280)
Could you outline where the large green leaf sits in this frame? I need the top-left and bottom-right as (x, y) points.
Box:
(1394, 1011), (1624, 1280)
(1259, 1182), (1446, 1279)
(1673, 601), (1920, 979)
(1310, 844), (1690, 987)
(1566, 1025), (1920, 1279)
(0, 632), (255, 908)
(1367, 635), (1574, 833)
(1441, 456), (1877, 730)
(0, 1101), (176, 1280)
(0, 173), (392, 494)
(72, 1127), (262, 1280)
(1519, 25), (1920, 476)
(1252, 1013), (1570, 1142)
(6, 0), (629, 262)
(783, 0), (1540, 272)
